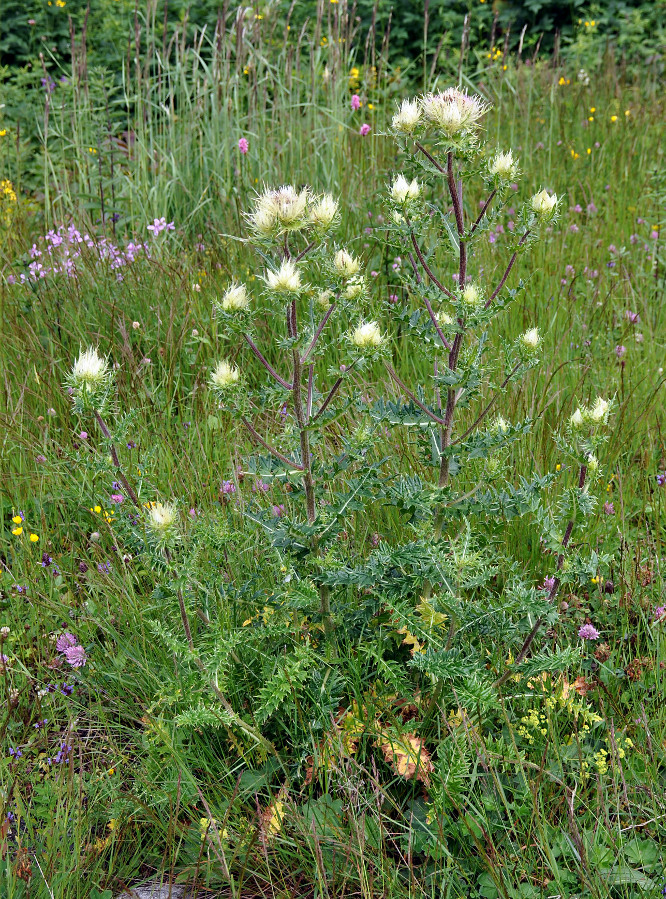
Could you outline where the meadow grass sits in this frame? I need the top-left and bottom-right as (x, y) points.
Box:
(0, 20), (665, 899)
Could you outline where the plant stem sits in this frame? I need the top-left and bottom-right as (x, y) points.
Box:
(494, 463), (588, 689)
(485, 230), (530, 308)
(93, 410), (141, 509)
(239, 416), (304, 470)
(243, 333), (292, 389)
(289, 299), (333, 635)
(385, 363), (447, 425)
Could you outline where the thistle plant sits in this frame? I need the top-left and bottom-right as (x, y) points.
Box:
(211, 184), (384, 635)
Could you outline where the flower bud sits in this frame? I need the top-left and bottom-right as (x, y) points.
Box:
(265, 259), (302, 293)
(489, 150), (518, 180)
(437, 310), (453, 326)
(495, 416), (510, 433)
(210, 359), (240, 391)
(317, 289), (334, 308)
(531, 189), (558, 218)
(310, 194), (339, 231)
(343, 276), (365, 300)
(333, 249), (361, 278)
(219, 282), (250, 312)
(521, 327), (541, 350)
(390, 175), (420, 204)
(589, 396), (610, 422)
(587, 454), (599, 471)
(351, 321), (383, 349)
(570, 408), (585, 429)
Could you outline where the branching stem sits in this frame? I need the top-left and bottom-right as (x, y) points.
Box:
(93, 410), (141, 509)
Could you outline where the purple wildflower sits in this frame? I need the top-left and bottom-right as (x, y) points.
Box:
(586, 201), (597, 214)
(540, 576), (556, 592)
(272, 504), (285, 518)
(110, 493), (124, 504)
(625, 310), (640, 324)
(238, 137), (249, 154)
(8, 748), (22, 759)
(603, 502), (615, 515)
(64, 645), (87, 668)
(653, 606), (666, 623)
(41, 553), (53, 567)
(578, 623), (600, 640)
(351, 94), (361, 111)
(221, 480), (236, 495)
(615, 345), (626, 358)
(56, 633), (78, 653)
(359, 124), (371, 137)
(657, 473), (666, 487)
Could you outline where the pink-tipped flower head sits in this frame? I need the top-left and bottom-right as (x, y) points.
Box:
(359, 124), (371, 137)
(351, 94), (361, 111)
(578, 623), (600, 640)
(238, 137), (249, 155)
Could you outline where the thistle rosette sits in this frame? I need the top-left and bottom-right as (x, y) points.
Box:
(65, 346), (114, 414)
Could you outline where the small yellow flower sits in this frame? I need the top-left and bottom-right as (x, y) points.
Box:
(590, 107), (596, 112)
(94, 505), (101, 513)
(588, 116), (594, 121)
(587, 148), (591, 154)
(0, 130), (7, 137)
(556, 464), (561, 471)
(610, 115), (618, 122)
(12, 527), (23, 536)
(12, 515), (22, 525)
(29, 533), (39, 542)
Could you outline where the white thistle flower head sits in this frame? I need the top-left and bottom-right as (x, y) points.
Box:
(437, 310), (453, 326)
(220, 282), (250, 312)
(461, 283), (482, 306)
(351, 321), (383, 349)
(531, 189), (558, 218)
(343, 275), (365, 300)
(495, 416), (510, 433)
(390, 175), (420, 204)
(146, 501), (178, 545)
(71, 347), (109, 391)
(210, 359), (240, 392)
(421, 87), (489, 137)
(310, 194), (339, 231)
(317, 289), (334, 308)
(489, 149), (518, 180)
(333, 249), (361, 278)
(392, 210), (406, 225)
(265, 259), (302, 293)
(521, 327), (541, 350)
(570, 408), (585, 429)
(589, 396), (610, 422)
(587, 453), (599, 471)
(392, 98), (422, 133)
(248, 185), (310, 236)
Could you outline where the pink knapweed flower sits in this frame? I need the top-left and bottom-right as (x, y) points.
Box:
(351, 94), (361, 111)
(359, 124), (371, 137)
(110, 493), (124, 504)
(578, 623), (600, 640)
(603, 502), (615, 515)
(238, 137), (249, 154)
(615, 345), (626, 358)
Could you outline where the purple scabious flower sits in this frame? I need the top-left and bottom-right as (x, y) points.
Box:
(64, 645), (87, 668)
(578, 623), (600, 640)
(56, 633), (78, 653)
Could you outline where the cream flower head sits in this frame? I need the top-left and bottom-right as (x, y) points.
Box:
(333, 249), (361, 278)
(589, 397), (610, 422)
(351, 321), (383, 349)
(521, 327), (541, 350)
(420, 87), (489, 137)
(71, 347), (109, 391)
(210, 359), (240, 391)
(391, 99), (422, 133)
(265, 259), (303, 293)
(310, 194), (339, 231)
(220, 282), (250, 312)
(390, 175), (420, 204)
(531, 189), (558, 217)
(489, 150), (518, 180)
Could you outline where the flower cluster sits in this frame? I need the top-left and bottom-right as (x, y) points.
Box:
(246, 185), (338, 239)
(55, 632), (87, 668)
